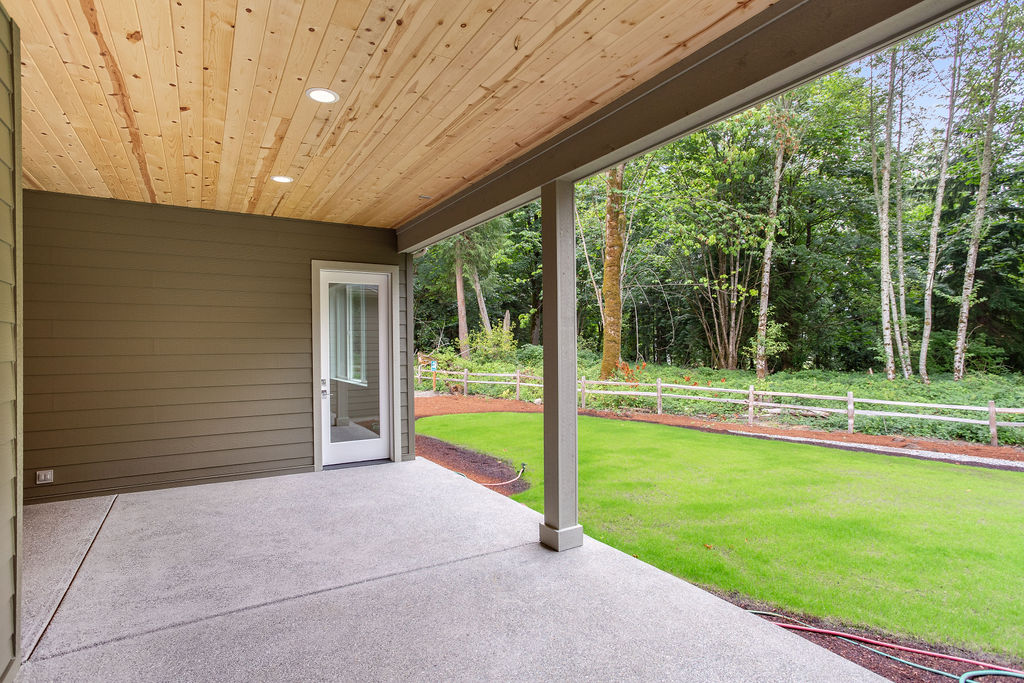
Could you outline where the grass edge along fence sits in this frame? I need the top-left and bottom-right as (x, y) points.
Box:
(415, 366), (1024, 446)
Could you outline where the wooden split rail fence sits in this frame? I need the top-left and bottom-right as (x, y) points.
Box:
(415, 366), (1024, 446)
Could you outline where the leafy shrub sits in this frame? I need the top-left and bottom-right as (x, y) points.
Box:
(469, 326), (517, 362)
(517, 344), (544, 367)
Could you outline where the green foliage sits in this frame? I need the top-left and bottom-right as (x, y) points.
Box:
(419, 413), (1024, 659)
(516, 344), (544, 368)
(415, 355), (1024, 444)
(743, 317), (789, 366)
(468, 325), (517, 362)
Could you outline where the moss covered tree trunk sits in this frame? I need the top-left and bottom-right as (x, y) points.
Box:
(599, 164), (626, 380)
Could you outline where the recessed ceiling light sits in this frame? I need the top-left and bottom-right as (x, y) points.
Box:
(271, 175), (294, 183)
(305, 87), (340, 103)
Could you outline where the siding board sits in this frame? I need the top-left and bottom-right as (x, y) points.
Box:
(25, 191), (409, 501)
(25, 398), (311, 431)
(0, 10), (20, 677)
(43, 383), (311, 411)
(26, 354), (311, 375)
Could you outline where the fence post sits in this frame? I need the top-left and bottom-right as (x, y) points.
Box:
(747, 385), (755, 426)
(463, 368), (469, 396)
(989, 400), (999, 447)
(432, 370), (437, 392)
(515, 368), (521, 401)
(580, 376), (587, 410)
(847, 391), (855, 434)
(656, 378), (663, 415)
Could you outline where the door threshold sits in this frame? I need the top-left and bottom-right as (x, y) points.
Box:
(323, 459), (393, 471)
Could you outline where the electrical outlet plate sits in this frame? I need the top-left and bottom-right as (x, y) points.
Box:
(36, 470), (54, 485)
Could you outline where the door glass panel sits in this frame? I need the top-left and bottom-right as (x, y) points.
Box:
(328, 282), (381, 444)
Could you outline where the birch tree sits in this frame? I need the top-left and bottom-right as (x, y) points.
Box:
(892, 60), (913, 379)
(920, 19), (962, 383)
(755, 95), (799, 379)
(869, 49), (900, 380)
(953, 3), (1011, 380)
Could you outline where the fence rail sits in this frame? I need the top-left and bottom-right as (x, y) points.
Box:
(415, 366), (1024, 446)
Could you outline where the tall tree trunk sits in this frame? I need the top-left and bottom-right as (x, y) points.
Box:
(872, 50), (898, 380)
(599, 164), (626, 379)
(953, 7), (1007, 381)
(920, 22), (961, 384)
(469, 266), (491, 331)
(756, 97), (791, 380)
(530, 301), (542, 346)
(454, 251), (470, 358)
(894, 75), (912, 379)
(502, 310), (511, 334)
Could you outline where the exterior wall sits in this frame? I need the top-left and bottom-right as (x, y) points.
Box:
(24, 191), (412, 503)
(0, 6), (19, 679)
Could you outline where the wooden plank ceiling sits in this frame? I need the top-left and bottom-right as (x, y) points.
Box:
(7, 0), (775, 229)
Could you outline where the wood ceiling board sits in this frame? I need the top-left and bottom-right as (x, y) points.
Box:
(18, 0), (132, 199)
(13, 0), (794, 227)
(247, 0), (394, 217)
(311, 0), (544, 221)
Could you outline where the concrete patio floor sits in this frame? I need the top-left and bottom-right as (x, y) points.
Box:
(19, 459), (883, 682)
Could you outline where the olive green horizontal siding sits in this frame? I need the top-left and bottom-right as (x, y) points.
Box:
(0, 7), (19, 678)
(25, 191), (409, 502)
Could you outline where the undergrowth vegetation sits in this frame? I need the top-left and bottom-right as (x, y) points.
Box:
(416, 347), (1024, 444)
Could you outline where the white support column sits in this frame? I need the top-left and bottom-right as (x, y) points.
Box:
(539, 179), (583, 552)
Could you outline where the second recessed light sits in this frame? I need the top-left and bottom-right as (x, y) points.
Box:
(306, 87), (340, 103)
(271, 175), (294, 183)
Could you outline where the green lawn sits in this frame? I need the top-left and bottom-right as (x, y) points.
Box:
(417, 412), (1024, 660)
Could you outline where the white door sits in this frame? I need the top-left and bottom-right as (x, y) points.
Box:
(317, 269), (392, 465)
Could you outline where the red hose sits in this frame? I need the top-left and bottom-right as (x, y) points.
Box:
(773, 623), (1024, 675)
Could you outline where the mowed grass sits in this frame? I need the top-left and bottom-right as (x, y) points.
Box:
(417, 412), (1024, 659)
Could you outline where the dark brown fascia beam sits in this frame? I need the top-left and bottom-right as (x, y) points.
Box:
(396, 0), (981, 253)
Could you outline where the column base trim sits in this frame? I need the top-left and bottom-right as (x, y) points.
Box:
(539, 523), (584, 551)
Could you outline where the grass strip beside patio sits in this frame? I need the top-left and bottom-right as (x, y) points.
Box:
(416, 412), (1024, 660)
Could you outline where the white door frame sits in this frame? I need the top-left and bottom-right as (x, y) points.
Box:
(311, 260), (401, 469)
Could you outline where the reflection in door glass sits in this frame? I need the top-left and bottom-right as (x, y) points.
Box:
(328, 283), (380, 444)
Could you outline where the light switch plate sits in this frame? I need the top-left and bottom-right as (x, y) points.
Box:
(36, 470), (54, 485)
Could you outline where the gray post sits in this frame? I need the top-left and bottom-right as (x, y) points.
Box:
(988, 400), (998, 447)
(847, 391), (855, 434)
(463, 367), (469, 396)
(515, 368), (521, 401)
(580, 376), (586, 410)
(747, 385), (755, 426)
(540, 179), (583, 552)
(657, 378), (663, 415)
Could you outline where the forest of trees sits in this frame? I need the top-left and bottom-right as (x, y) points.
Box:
(414, 0), (1024, 382)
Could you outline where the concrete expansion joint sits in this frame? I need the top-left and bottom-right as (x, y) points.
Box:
(31, 539), (538, 664)
(26, 495), (119, 663)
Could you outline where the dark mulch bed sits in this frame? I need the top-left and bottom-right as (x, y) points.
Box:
(415, 434), (529, 496)
(723, 594), (1023, 683)
(416, 427), (1023, 682)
